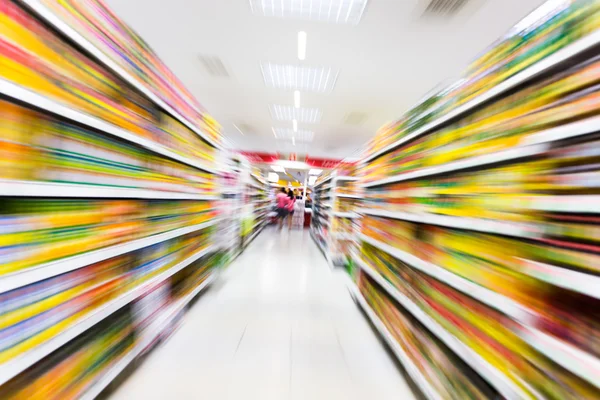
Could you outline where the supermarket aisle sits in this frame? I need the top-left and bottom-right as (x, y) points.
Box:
(109, 227), (417, 400)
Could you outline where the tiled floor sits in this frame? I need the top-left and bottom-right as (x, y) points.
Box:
(109, 227), (417, 400)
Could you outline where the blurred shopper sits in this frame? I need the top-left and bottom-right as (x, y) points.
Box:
(287, 188), (296, 230)
(276, 187), (289, 231)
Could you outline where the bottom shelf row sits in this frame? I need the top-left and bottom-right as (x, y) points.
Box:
(344, 254), (600, 400)
(0, 249), (223, 399)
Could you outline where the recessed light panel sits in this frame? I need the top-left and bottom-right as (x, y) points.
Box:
(273, 128), (315, 142)
(270, 105), (322, 123)
(249, 0), (369, 24)
(261, 63), (339, 93)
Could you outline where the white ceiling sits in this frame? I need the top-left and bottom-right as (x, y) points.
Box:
(106, 0), (546, 159)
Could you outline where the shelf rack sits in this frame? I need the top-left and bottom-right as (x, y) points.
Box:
(0, 1), (227, 396)
(310, 172), (360, 266)
(354, 9), (600, 398)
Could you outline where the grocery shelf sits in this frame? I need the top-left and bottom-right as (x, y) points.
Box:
(332, 232), (354, 240)
(310, 229), (330, 263)
(517, 258), (600, 300)
(0, 180), (219, 200)
(333, 211), (358, 219)
(342, 274), (445, 400)
(362, 114), (600, 188)
(353, 241), (535, 325)
(80, 273), (216, 400)
(313, 175), (333, 188)
(362, 30), (600, 164)
(0, 220), (219, 294)
(0, 79), (218, 174)
(247, 221), (267, 245)
(350, 254), (530, 399)
(517, 326), (600, 390)
(362, 144), (548, 187)
(322, 203), (333, 208)
(359, 208), (541, 239)
(18, 0), (222, 150)
(316, 184), (332, 192)
(248, 182), (264, 190)
(356, 241), (600, 388)
(0, 245), (218, 386)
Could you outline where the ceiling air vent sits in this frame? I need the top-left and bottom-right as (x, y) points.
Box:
(343, 112), (368, 126)
(198, 55), (230, 78)
(422, 0), (470, 16)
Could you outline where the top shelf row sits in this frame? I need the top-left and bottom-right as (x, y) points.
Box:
(20, 0), (222, 150)
(363, 4), (600, 164)
(1, 0), (222, 178)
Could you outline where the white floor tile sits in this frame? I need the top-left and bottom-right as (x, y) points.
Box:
(108, 227), (417, 400)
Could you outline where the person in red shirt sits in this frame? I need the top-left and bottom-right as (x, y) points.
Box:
(276, 187), (290, 231)
(286, 188), (296, 230)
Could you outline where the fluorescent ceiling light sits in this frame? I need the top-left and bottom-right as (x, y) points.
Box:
(293, 119), (298, 132)
(292, 137), (296, 146)
(269, 105), (321, 123)
(271, 165), (286, 173)
(248, 0), (369, 25)
(309, 176), (317, 185)
(260, 63), (339, 93)
(273, 128), (314, 142)
(309, 169), (322, 175)
(268, 172), (279, 182)
(298, 32), (307, 60)
(272, 127), (278, 138)
(232, 124), (244, 135)
(294, 90), (301, 108)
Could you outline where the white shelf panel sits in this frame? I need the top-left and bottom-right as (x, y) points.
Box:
(251, 173), (267, 185)
(362, 30), (600, 164)
(0, 79), (217, 174)
(359, 208), (541, 239)
(350, 256), (529, 399)
(0, 245), (218, 386)
(0, 180), (219, 200)
(518, 326), (600, 390)
(343, 275), (444, 400)
(333, 211), (358, 219)
(80, 273), (216, 400)
(525, 195), (600, 214)
(19, 0), (221, 149)
(517, 258), (600, 300)
(0, 220), (218, 294)
(333, 176), (359, 182)
(336, 193), (362, 199)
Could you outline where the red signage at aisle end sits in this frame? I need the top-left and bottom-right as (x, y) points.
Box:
(305, 156), (348, 169)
